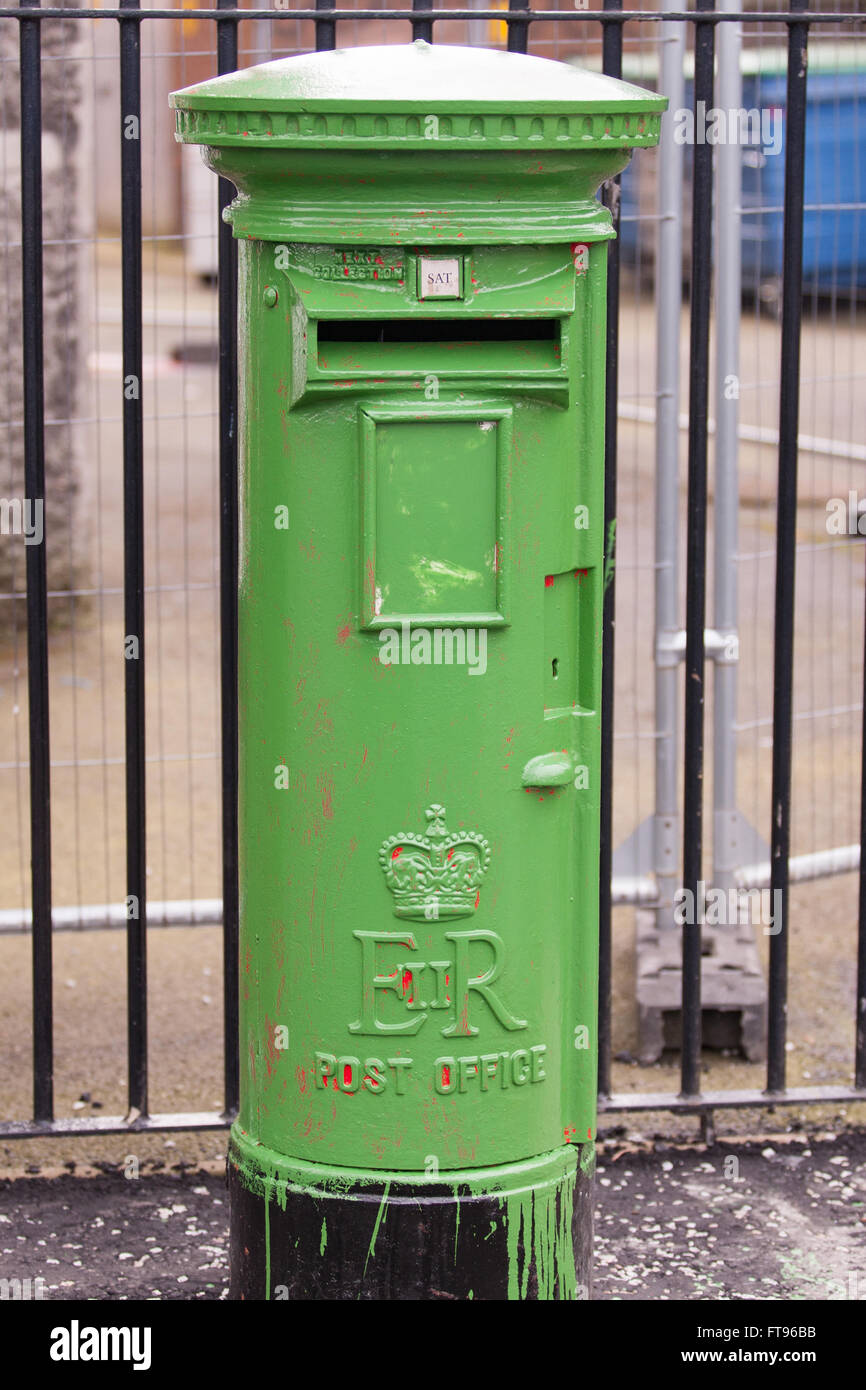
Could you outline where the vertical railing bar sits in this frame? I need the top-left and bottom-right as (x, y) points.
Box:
(217, 0), (240, 1118)
(119, 0), (147, 1117)
(314, 0), (335, 52)
(857, 544), (866, 1089)
(767, 0), (809, 1096)
(506, 0), (529, 55)
(711, 2), (742, 907)
(653, 3), (685, 939)
(597, 0), (623, 1101)
(412, 0), (433, 44)
(681, 0), (715, 1099)
(19, 0), (53, 1125)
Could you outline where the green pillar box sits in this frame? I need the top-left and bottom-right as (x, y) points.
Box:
(171, 42), (664, 1302)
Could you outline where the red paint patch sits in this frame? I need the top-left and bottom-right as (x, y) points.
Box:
(262, 1016), (284, 1078)
(545, 574), (554, 587)
(336, 624), (351, 646)
(442, 1065), (451, 1088)
(392, 846), (403, 861)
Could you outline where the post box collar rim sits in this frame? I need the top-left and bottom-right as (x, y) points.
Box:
(228, 1126), (589, 1196)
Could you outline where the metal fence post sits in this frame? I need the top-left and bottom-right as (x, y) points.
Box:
(653, 0), (686, 935)
(711, 0), (743, 903)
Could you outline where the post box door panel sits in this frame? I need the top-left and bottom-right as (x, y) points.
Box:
(360, 404), (511, 629)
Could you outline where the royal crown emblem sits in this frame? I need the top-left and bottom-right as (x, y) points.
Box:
(379, 804), (491, 922)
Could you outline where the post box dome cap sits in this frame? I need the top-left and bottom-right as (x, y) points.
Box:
(171, 40), (666, 151)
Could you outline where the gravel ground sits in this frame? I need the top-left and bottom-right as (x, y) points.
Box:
(2, 1131), (864, 1301)
(594, 1130), (866, 1301)
(0, 1166), (230, 1302)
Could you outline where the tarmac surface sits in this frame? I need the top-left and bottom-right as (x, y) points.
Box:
(2, 1130), (864, 1301)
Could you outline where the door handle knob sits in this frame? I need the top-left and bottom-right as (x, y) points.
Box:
(521, 750), (573, 789)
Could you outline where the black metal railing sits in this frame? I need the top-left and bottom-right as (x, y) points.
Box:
(1, 2), (865, 1142)
(19, 0), (52, 1128)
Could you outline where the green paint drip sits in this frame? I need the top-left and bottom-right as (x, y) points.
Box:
(502, 1154), (579, 1301)
(319, 1217), (328, 1257)
(264, 1188), (272, 1301)
(363, 1181), (390, 1280)
(453, 1197), (460, 1265)
(504, 1194), (528, 1300)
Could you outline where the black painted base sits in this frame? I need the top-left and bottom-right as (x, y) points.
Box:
(229, 1138), (594, 1301)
